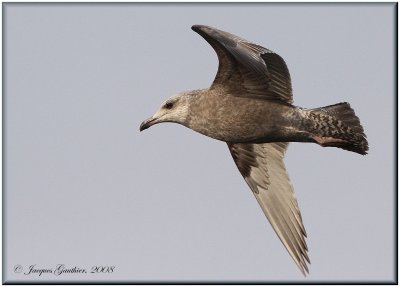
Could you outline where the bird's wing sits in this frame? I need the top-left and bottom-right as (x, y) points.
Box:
(192, 25), (293, 104)
(227, 142), (309, 275)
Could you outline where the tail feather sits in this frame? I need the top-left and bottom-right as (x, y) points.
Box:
(308, 103), (369, 155)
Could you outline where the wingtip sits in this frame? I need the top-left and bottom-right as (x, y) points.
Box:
(294, 251), (310, 276)
(299, 256), (310, 276)
(191, 24), (213, 39)
(191, 24), (203, 32)
(191, 24), (215, 34)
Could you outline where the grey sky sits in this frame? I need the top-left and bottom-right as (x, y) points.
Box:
(4, 3), (396, 283)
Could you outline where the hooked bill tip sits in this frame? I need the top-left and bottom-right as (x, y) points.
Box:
(139, 121), (149, 132)
(139, 122), (147, 132)
(139, 117), (157, 132)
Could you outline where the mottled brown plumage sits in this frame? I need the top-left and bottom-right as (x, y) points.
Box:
(140, 25), (368, 275)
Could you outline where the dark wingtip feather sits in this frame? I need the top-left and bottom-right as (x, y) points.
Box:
(192, 24), (211, 33)
(191, 24), (201, 31)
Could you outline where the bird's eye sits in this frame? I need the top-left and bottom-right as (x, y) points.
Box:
(164, 102), (174, 109)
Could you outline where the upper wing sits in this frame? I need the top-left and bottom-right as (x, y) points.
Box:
(192, 25), (293, 104)
(227, 142), (309, 275)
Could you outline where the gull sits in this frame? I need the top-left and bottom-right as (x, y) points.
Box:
(139, 25), (368, 275)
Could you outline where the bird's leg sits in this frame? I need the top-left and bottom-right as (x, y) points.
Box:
(312, 136), (347, 147)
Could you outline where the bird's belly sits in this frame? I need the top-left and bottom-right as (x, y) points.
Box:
(191, 114), (291, 143)
(188, 96), (299, 143)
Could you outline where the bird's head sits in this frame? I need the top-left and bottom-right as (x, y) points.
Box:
(139, 92), (192, 132)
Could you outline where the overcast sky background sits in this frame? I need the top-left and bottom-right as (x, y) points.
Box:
(4, 3), (395, 283)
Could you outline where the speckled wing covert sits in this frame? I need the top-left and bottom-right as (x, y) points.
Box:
(192, 24), (293, 103)
(228, 142), (310, 275)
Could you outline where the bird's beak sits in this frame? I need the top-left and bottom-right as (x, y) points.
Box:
(139, 116), (158, 131)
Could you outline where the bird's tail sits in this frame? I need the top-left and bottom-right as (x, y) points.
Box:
(306, 102), (369, 155)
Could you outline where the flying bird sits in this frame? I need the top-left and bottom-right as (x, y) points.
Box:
(139, 25), (368, 275)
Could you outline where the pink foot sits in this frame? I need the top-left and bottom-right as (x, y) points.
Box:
(313, 136), (347, 147)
